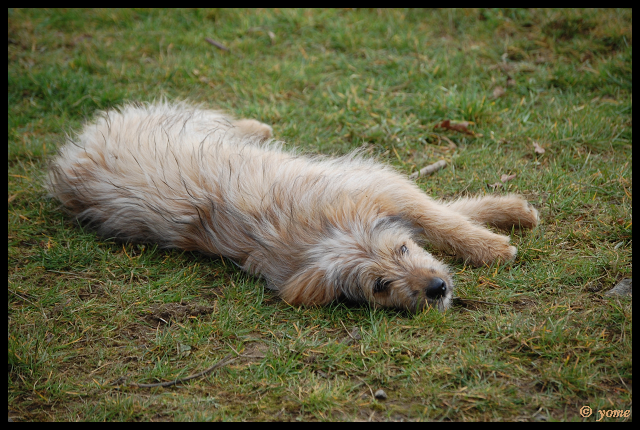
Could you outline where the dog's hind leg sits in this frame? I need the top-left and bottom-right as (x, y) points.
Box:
(442, 194), (539, 230)
(231, 119), (273, 139)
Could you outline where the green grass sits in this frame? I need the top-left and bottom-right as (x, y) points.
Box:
(8, 8), (632, 421)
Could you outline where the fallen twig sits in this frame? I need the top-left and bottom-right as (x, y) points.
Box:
(409, 160), (447, 180)
(205, 37), (229, 51)
(131, 353), (238, 388)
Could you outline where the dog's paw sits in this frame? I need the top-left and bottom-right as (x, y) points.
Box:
(510, 199), (539, 229)
(497, 244), (518, 263)
(490, 196), (540, 230)
(463, 234), (517, 266)
(521, 202), (540, 229)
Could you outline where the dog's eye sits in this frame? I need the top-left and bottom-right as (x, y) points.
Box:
(400, 245), (408, 255)
(374, 277), (392, 293)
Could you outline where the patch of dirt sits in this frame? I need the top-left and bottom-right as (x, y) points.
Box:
(141, 302), (214, 326)
(237, 342), (269, 365)
(453, 297), (494, 311)
(120, 322), (155, 342)
(77, 284), (105, 300)
(508, 297), (537, 310)
(542, 17), (595, 40)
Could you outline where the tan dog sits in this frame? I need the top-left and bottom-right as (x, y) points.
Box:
(47, 101), (539, 312)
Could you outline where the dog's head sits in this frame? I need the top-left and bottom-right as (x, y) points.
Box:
(280, 215), (454, 312)
(351, 216), (454, 312)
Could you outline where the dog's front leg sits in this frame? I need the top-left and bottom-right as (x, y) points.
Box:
(396, 196), (517, 266)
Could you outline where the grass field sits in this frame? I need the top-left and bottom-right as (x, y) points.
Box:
(8, 8), (632, 421)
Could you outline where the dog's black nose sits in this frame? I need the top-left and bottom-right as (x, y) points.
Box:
(425, 277), (447, 299)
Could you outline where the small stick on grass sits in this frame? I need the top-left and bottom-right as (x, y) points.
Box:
(131, 353), (238, 388)
(409, 160), (447, 180)
(205, 37), (229, 51)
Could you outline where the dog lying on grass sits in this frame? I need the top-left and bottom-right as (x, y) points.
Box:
(47, 101), (539, 312)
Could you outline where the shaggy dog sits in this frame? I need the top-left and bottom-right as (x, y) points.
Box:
(47, 101), (539, 312)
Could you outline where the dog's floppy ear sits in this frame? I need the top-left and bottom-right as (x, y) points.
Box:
(371, 215), (407, 232)
(370, 215), (424, 240)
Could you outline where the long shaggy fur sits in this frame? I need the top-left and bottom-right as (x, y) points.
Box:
(47, 101), (539, 312)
